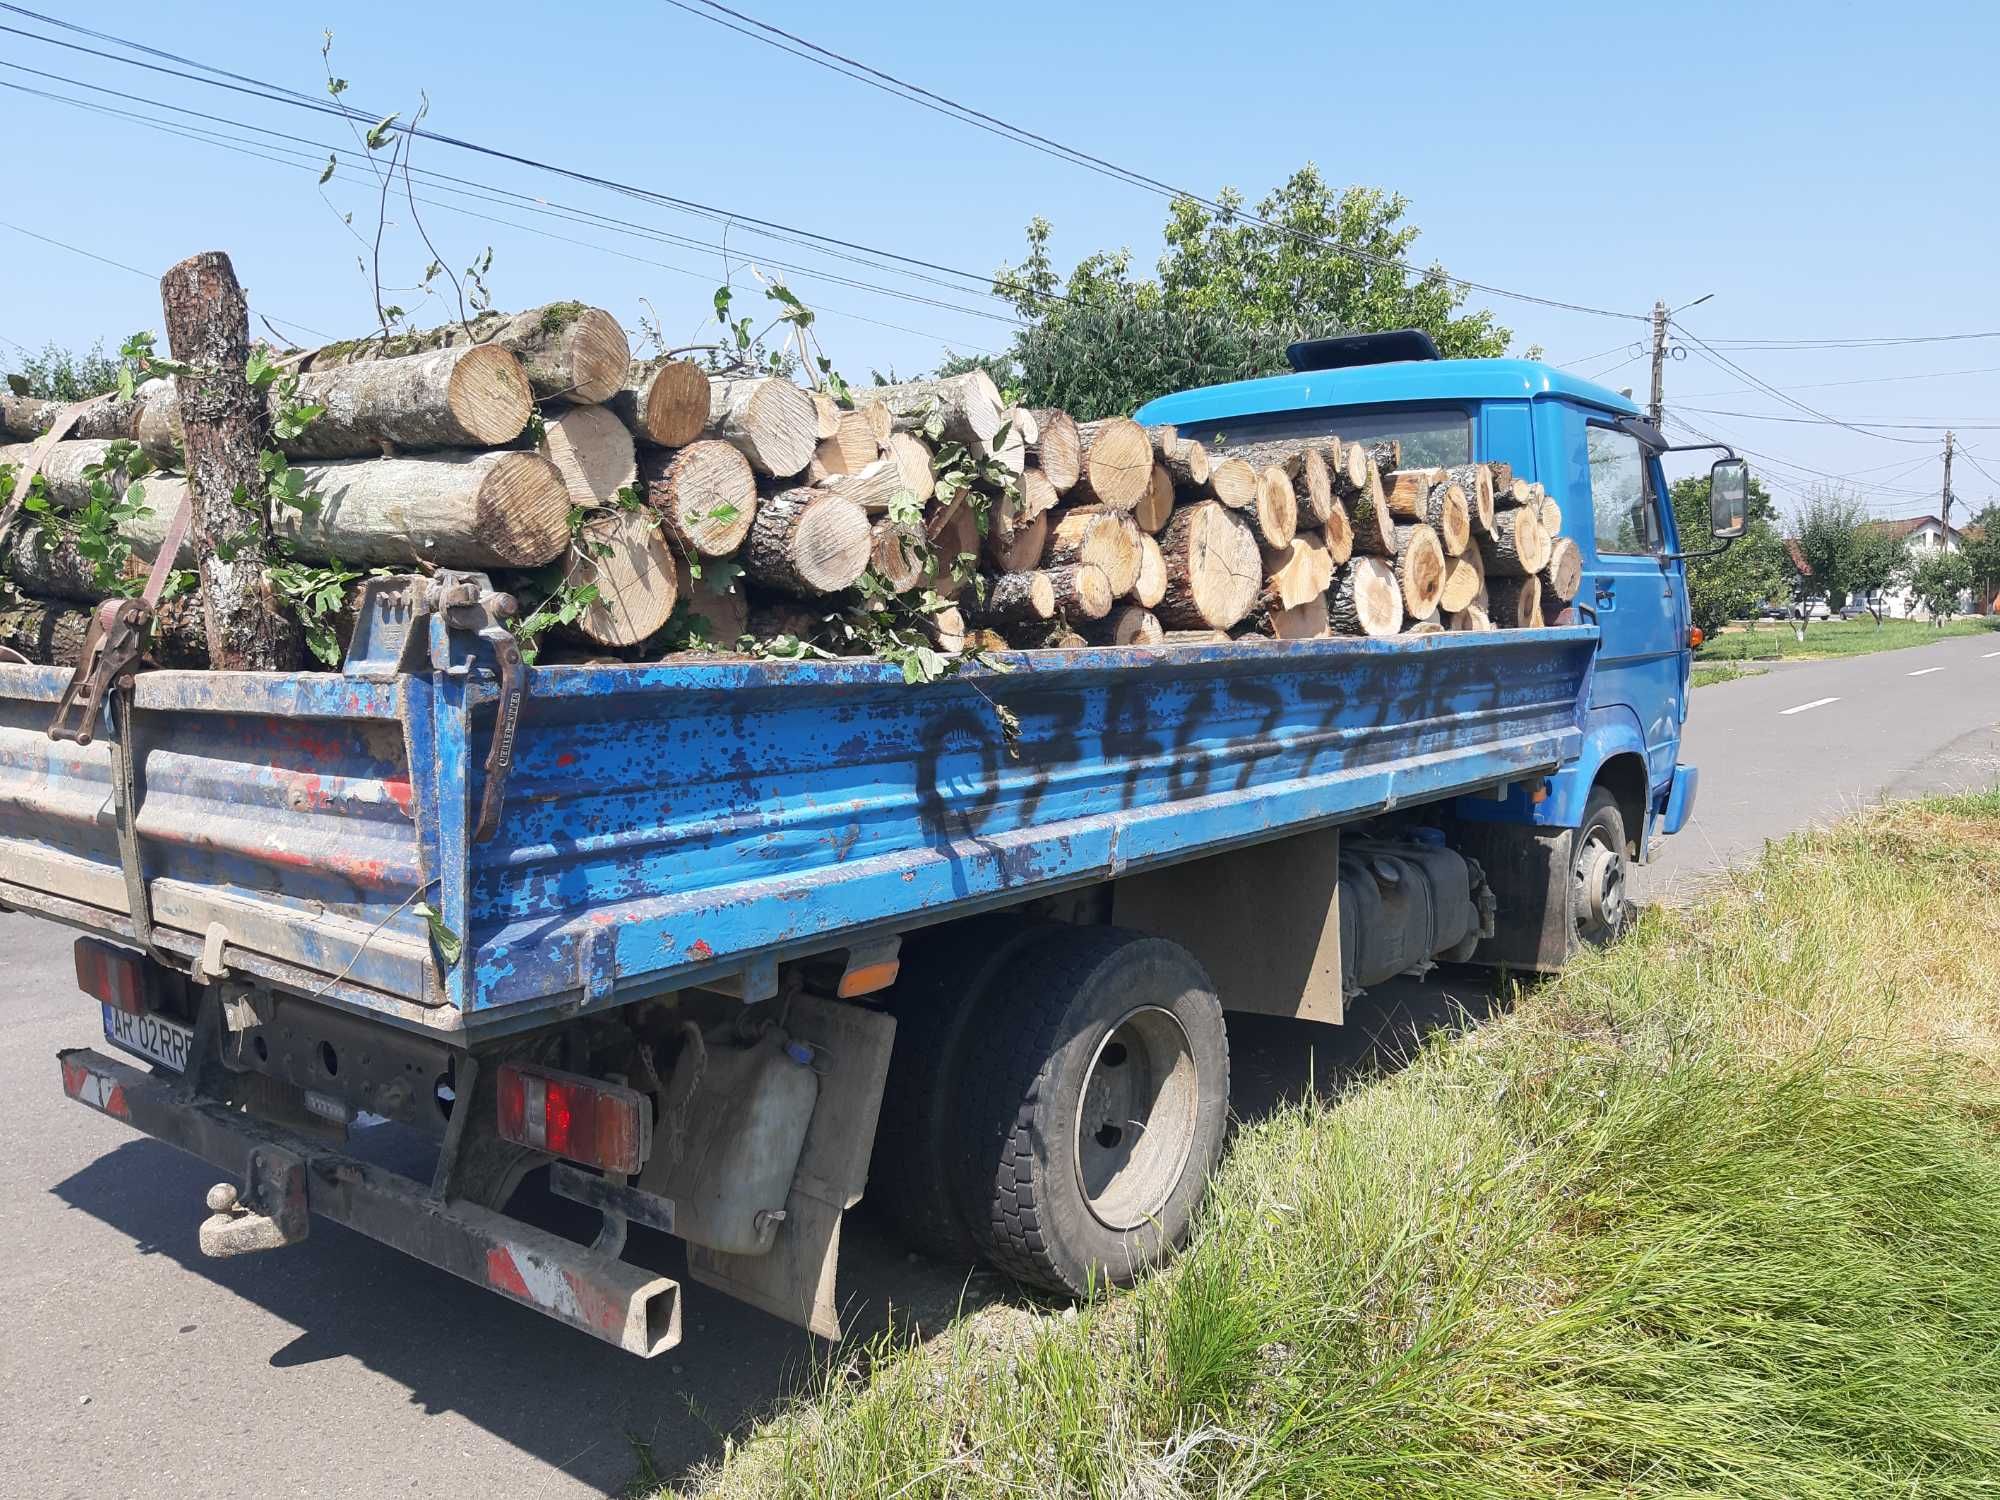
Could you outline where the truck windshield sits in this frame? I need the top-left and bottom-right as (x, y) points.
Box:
(1193, 404), (1471, 468)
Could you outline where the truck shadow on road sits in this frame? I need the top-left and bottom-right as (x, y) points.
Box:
(46, 966), (1507, 1495)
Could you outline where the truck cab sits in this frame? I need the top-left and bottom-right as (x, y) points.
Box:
(1139, 334), (1734, 953)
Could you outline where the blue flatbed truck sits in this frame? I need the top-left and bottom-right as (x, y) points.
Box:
(1, 334), (1746, 1355)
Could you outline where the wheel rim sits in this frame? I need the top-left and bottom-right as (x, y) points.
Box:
(1072, 1005), (1199, 1232)
(1573, 824), (1627, 945)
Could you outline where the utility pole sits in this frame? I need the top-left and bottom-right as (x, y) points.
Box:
(1647, 299), (1668, 427)
(1941, 429), (1955, 537)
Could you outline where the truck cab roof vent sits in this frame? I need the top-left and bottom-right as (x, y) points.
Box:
(1285, 329), (1441, 372)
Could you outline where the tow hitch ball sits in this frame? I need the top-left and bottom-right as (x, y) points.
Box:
(198, 1144), (309, 1258)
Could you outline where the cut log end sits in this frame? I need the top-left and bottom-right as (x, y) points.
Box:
(1156, 501), (1261, 631)
(1073, 417), (1153, 510)
(642, 440), (757, 557)
(745, 489), (872, 595)
(617, 359), (711, 448)
(475, 451), (575, 567)
(563, 509), (679, 647)
(1329, 557), (1403, 638)
(1393, 524), (1447, 619)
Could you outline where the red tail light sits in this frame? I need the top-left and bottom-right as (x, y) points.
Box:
(496, 1063), (651, 1174)
(74, 938), (150, 1015)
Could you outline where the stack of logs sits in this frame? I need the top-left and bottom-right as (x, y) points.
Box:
(0, 300), (1581, 668)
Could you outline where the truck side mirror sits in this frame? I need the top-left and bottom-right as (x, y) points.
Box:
(1709, 459), (1748, 539)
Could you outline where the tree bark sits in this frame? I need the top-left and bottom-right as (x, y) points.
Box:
(0, 594), (209, 667)
(1155, 500), (1260, 631)
(280, 344), (533, 458)
(2, 522), (161, 600)
(161, 250), (301, 670)
(1348, 483), (1398, 558)
(1486, 461), (1514, 492)
(1044, 563), (1112, 621)
(742, 488), (872, 595)
(1069, 417), (1152, 511)
(1479, 506), (1551, 576)
(1025, 408), (1080, 493)
(1327, 438), (1370, 500)
(610, 358), (711, 448)
(705, 377), (818, 478)
(1486, 573), (1543, 629)
(1328, 556), (1402, 637)
(861, 371), (1006, 447)
(299, 303), (631, 404)
(1364, 439), (1402, 475)
(639, 440), (757, 557)
(975, 569), (1059, 625)
(1043, 505), (1142, 598)
(561, 507), (679, 647)
(1539, 535), (1583, 602)
(1392, 523), (1447, 619)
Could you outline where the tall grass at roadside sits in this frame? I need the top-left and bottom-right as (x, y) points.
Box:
(671, 791), (2000, 1499)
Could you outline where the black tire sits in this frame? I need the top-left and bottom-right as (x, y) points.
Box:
(1570, 785), (1632, 949)
(865, 915), (1051, 1262)
(957, 926), (1229, 1295)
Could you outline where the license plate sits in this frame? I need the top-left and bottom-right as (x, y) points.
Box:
(101, 1004), (193, 1073)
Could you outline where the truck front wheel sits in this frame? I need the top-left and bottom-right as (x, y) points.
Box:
(1571, 786), (1633, 947)
(958, 927), (1228, 1295)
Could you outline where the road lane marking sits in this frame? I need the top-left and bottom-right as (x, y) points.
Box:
(1781, 697), (1840, 716)
(1984, 650), (2000, 658)
(1908, 666), (1945, 676)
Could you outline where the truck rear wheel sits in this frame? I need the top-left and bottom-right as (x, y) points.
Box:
(867, 915), (1051, 1262)
(958, 926), (1228, 1295)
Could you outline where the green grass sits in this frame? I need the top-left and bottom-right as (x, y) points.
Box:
(1690, 661), (1768, 688)
(669, 793), (2000, 1499)
(1699, 614), (1998, 662)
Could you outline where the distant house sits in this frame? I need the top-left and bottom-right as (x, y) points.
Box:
(1859, 514), (1974, 618)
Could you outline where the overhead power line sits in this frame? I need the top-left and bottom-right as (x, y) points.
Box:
(1679, 406), (2000, 433)
(1671, 320), (1937, 447)
(1675, 364), (2000, 400)
(1691, 332), (2000, 350)
(656, 0), (1647, 323)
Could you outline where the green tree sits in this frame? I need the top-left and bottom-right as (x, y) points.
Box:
(1844, 524), (1912, 626)
(1670, 472), (1787, 634)
(1792, 488), (1876, 609)
(1908, 548), (1973, 624)
(989, 167), (1514, 418)
(4, 340), (122, 401)
(1959, 503), (2000, 612)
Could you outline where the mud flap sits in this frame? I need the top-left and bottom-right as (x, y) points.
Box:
(685, 995), (895, 1338)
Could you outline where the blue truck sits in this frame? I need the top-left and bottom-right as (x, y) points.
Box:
(1, 333), (1745, 1355)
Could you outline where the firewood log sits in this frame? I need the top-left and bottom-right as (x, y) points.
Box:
(562, 507), (679, 648)
(1485, 461), (1514, 492)
(1260, 536), (1324, 612)
(1348, 477), (1398, 558)
(1043, 563), (1113, 621)
(810, 391), (842, 441)
(1327, 438), (1370, 499)
(1155, 500), (1260, 631)
(1486, 573), (1543, 629)
(1364, 439), (1402, 474)
(639, 440), (757, 557)
(1132, 532), (1167, 608)
(863, 371), (1006, 447)
(1321, 500), (1354, 566)
(0, 594), (209, 667)
(1328, 556), (1402, 637)
(1391, 523), (1447, 620)
(816, 408), (883, 476)
(1025, 408), (1081, 493)
(1479, 506), (1551, 576)
(1147, 426), (1210, 489)
(975, 569), (1059, 626)
(1448, 603), (1495, 632)
(886, 432), (935, 504)
(1135, 463), (1176, 533)
(870, 516), (924, 593)
(1539, 535), (1583, 603)
(984, 490), (1050, 574)
(705, 377), (818, 478)
(610, 359), (710, 448)
(1082, 603), (1163, 646)
(1422, 479), (1472, 557)
(1070, 418), (1153, 510)
(1267, 593), (1330, 640)
(921, 499), (983, 599)
(280, 344), (534, 458)
(1538, 495), (1562, 537)
(672, 553), (750, 642)
(816, 457), (910, 515)
(1384, 467), (1448, 522)
(1204, 456), (1258, 510)
(1447, 463), (1497, 539)
(1246, 466), (1300, 550)
(538, 405), (638, 511)
(743, 488), (871, 595)
(1439, 547), (1485, 615)
(299, 302), (630, 404)
(1045, 505), (1143, 597)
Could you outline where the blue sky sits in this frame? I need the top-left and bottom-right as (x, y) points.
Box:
(4, 0), (1996, 517)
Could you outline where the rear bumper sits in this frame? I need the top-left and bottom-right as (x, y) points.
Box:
(56, 1048), (681, 1356)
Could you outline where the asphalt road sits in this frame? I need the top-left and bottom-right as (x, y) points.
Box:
(1, 630), (1994, 1497)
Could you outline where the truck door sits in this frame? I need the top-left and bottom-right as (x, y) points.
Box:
(1572, 414), (1683, 790)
